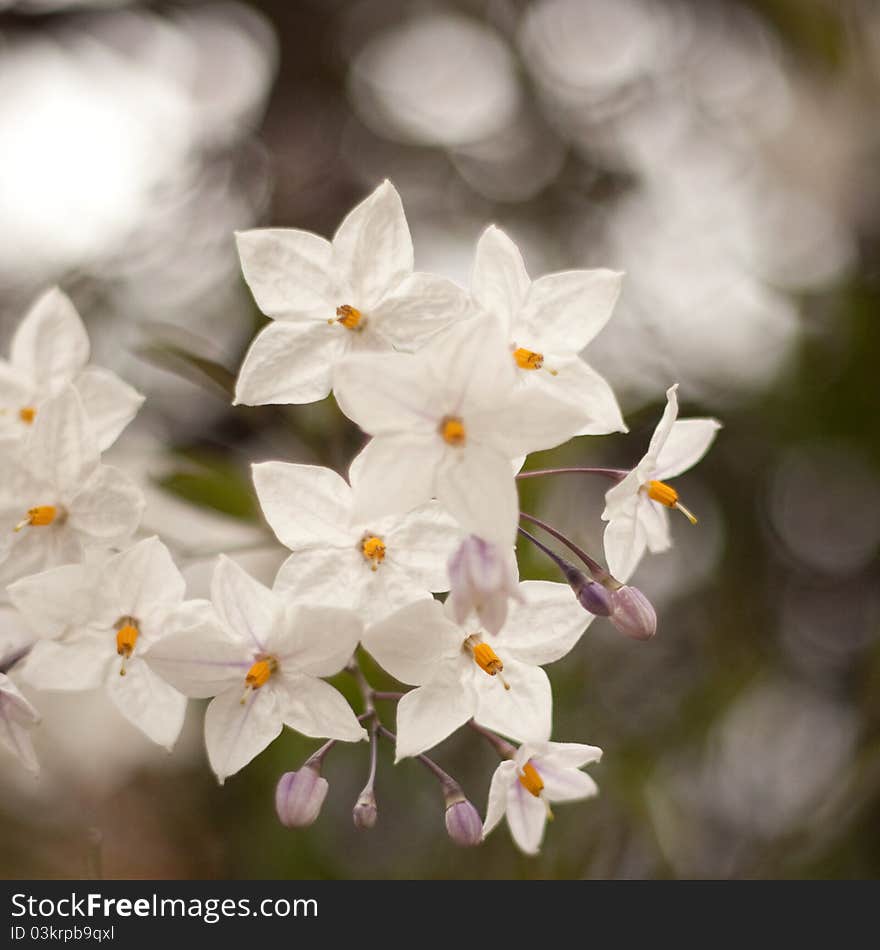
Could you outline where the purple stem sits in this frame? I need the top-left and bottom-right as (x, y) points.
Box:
(519, 510), (614, 586)
(516, 467), (627, 482)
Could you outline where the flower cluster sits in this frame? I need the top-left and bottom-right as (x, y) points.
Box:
(0, 182), (720, 856)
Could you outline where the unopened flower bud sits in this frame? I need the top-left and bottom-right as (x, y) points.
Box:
(559, 561), (613, 617)
(275, 763), (329, 828)
(445, 798), (483, 847)
(447, 535), (519, 635)
(352, 789), (378, 830)
(610, 586), (657, 640)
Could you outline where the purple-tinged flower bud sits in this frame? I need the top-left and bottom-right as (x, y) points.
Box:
(610, 586), (657, 640)
(352, 789), (378, 830)
(275, 763), (329, 828)
(558, 561), (613, 617)
(447, 536), (520, 635)
(445, 798), (483, 847)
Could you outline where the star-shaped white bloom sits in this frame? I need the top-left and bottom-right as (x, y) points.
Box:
(0, 673), (40, 775)
(253, 461), (462, 626)
(144, 556), (367, 784)
(483, 740), (602, 855)
(362, 581), (593, 760)
(234, 180), (468, 406)
(10, 537), (192, 750)
(334, 314), (587, 548)
(602, 384), (721, 582)
(0, 386), (145, 587)
(0, 288), (144, 450)
(471, 226), (626, 436)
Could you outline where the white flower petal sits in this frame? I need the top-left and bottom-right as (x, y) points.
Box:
(273, 547), (365, 611)
(67, 465), (145, 545)
(348, 435), (442, 526)
(106, 657), (187, 751)
(108, 537), (185, 621)
(499, 580), (590, 666)
(394, 665), (475, 760)
(367, 565), (436, 626)
(205, 685), (283, 784)
(644, 384), (680, 470)
(279, 675), (366, 742)
(505, 782), (547, 855)
(0, 363), (33, 415)
(602, 504), (647, 583)
(211, 556), (279, 652)
(234, 320), (340, 407)
(483, 760), (517, 837)
(370, 272), (468, 350)
(334, 351), (438, 435)
(7, 562), (93, 639)
(10, 288), (90, 389)
(142, 617), (250, 699)
(473, 658), (551, 743)
(363, 599), (463, 686)
(252, 461), (352, 549)
(235, 227), (334, 320)
(653, 418), (722, 481)
(602, 468), (641, 520)
(518, 268), (623, 353)
(467, 382), (589, 459)
(74, 366), (144, 452)
(641, 497), (671, 555)
(19, 638), (110, 691)
(434, 313), (517, 412)
(271, 604), (362, 677)
(436, 443), (518, 548)
(331, 181), (413, 309)
(23, 386), (99, 491)
(538, 763), (598, 803)
(541, 742), (603, 771)
(0, 675), (40, 775)
(471, 226), (530, 333)
(528, 356), (626, 436)
(0, 520), (82, 588)
(384, 503), (463, 591)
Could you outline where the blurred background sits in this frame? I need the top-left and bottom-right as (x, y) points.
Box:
(0, 0), (879, 879)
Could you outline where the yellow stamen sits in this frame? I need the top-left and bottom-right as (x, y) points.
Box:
(513, 347), (544, 371)
(115, 620), (140, 676)
(361, 535), (386, 571)
(18, 406), (36, 424)
(335, 305), (364, 331)
(518, 761), (544, 797)
(646, 479), (698, 525)
(13, 505), (58, 532)
(439, 415), (466, 447)
(241, 656), (279, 704)
(466, 637), (510, 690)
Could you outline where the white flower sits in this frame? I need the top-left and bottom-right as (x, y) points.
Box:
(234, 180), (467, 406)
(0, 673), (40, 775)
(10, 537), (191, 750)
(253, 461), (462, 626)
(446, 535), (520, 635)
(334, 314), (587, 548)
(362, 581), (592, 760)
(482, 740), (602, 855)
(144, 556), (367, 784)
(0, 386), (145, 587)
(0, 287), (144, 450)
(602, 384), (721, 582)
(471, 226), (625, 436)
